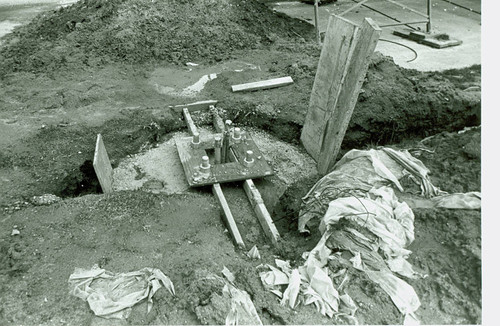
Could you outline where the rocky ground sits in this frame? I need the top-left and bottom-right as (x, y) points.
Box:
(0, 0), (481, 325)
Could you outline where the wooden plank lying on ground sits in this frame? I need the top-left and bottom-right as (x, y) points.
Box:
(182, 108), (198, 137)
(93, 134), (113, 193)
(231, 76), (293, 93)
(170, 100), (218, 113)
(317, 18), (381, 174)
(212, 183), (246, 249)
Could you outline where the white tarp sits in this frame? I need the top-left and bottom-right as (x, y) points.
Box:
(68, 265), (175, 319)
(299, 148), (480, 233)
(296, 147), (482, 324)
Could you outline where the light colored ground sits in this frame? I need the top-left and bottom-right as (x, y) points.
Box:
(269, 0), (481, 71)
(0, 0), (78, 38)
(113, 126), (317, 196)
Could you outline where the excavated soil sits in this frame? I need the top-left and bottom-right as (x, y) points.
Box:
(0, 0), (481, 325)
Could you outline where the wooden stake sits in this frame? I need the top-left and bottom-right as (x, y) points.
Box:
(314, 0), (321, 45)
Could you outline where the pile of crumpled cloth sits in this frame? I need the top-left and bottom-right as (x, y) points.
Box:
(68, 265), (175, 319)
(291, 147), (480, 325)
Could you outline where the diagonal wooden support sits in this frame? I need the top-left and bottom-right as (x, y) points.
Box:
(301, 15), (381, 175)
(212, 183), (246, 249)
(227, 149), (280, 247)
(242, 179), (280, 246)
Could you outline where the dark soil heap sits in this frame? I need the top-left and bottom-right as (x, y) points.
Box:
(0, 0), (313, 75)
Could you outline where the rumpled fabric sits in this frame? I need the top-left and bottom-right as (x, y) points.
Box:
(68, 265), (175, 319)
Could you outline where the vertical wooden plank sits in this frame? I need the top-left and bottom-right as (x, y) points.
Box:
(212, 183), (246, 249)
(317, 18), (381, 174)
(300, 15), (358, 161)
(93, 134), (113, 193)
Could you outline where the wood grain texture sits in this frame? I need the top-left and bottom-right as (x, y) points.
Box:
(317, 18), (380, 174)
(231, 76), (293, 92)
(212, 183), (246, 249)
(93, 134), (113, 193)
(243, 180), (280, 246)
(301, 16), (358, 161)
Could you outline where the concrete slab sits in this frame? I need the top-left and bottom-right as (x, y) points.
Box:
(267, 0), (481, 71)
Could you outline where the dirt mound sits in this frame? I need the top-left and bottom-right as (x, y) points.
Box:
(203, 52), (480, 151)
(0, 0), (313, 75)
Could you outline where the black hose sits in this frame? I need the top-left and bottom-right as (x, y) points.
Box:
(379, 38), (418, 62)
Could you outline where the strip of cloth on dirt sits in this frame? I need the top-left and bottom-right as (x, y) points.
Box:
(68, 265), (175, 319)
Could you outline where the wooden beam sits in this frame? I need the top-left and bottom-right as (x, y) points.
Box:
(300, 15), (380, 175)
(92, 134), (113, 193)
(182, 107), (198, 137)
(170, 100), (218, 113)
(212, 183), (246, 249)
(317, 18), (381, 174)
(300, 15), (358, 162)
(231, 76), (293, 93)
(243, 180), (280, 246)
(227, 149), (280, 247)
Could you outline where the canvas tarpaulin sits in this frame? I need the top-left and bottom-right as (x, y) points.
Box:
(68, 265), (175, 319)
(296, 147), (480, 324)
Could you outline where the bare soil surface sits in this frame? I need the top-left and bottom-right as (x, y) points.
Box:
(0, 0), (481, 325)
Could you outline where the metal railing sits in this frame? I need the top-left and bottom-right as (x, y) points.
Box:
(339, 0), (433, 32)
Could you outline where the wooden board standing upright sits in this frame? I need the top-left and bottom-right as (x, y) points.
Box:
(301, 15), (381, 175)
(93, 134), (113, 193)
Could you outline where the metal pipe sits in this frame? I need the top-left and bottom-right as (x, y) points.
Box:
(427, 0), (432, 33)
(385, 0), (429, 18)
(339, 0), (370, 16)
(440, 0), (481, 15)
(379, 20), (428, 27)
(214, 136), (222, 164)
(350, 0), (419, 30)
(314, 0), (321, 44)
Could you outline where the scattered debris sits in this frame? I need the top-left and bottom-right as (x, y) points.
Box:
(30, 194), (61, 206)
(68, 265), (175, 319)
(393, 29), (462, 48)
(247, 245), (261, 259)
